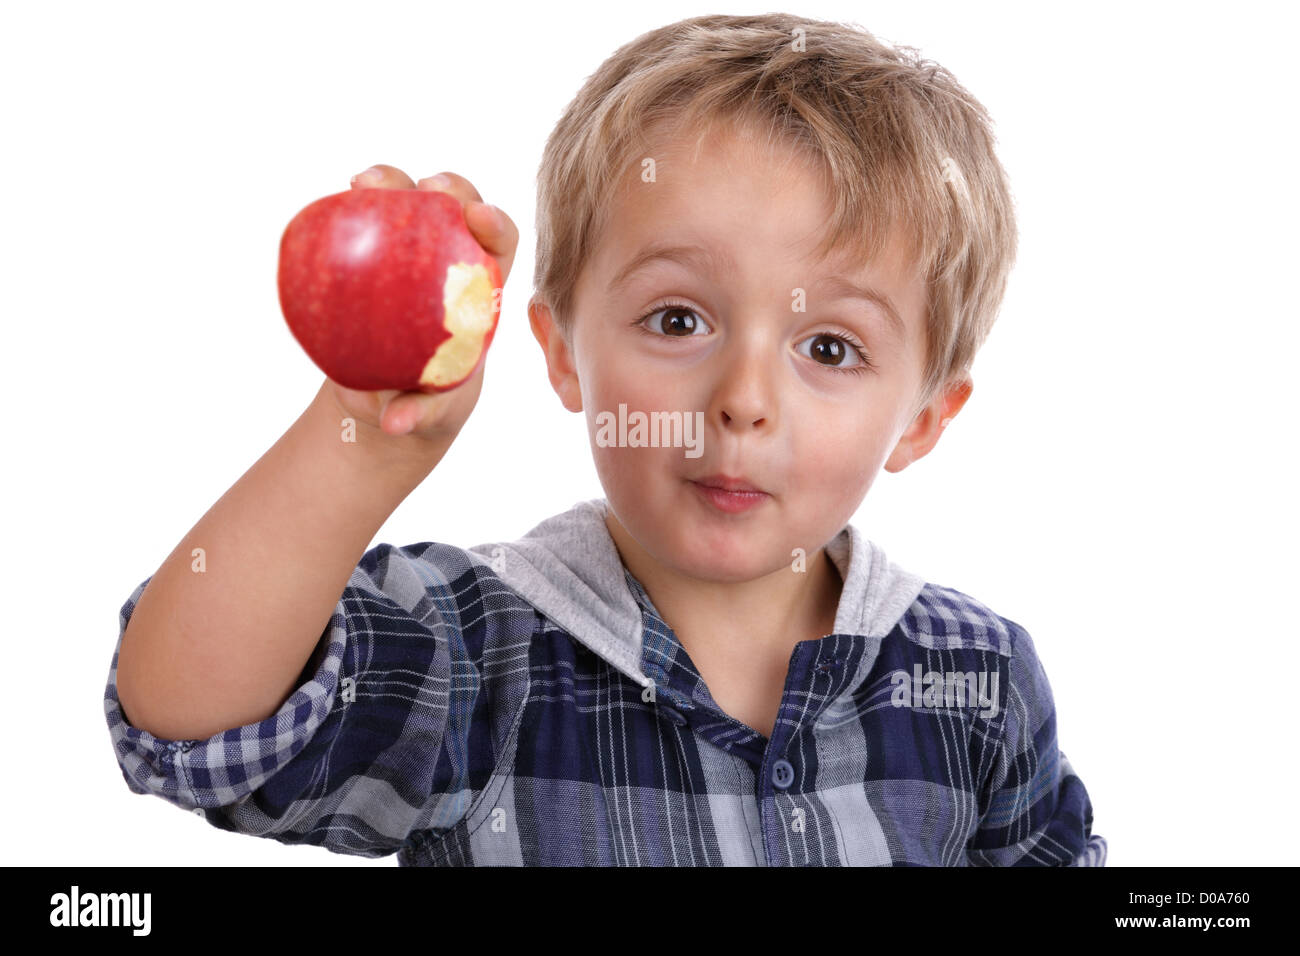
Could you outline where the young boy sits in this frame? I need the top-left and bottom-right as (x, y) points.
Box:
(105, 12), (1105, 866)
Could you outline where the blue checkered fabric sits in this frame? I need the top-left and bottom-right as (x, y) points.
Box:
(105, 526), (1105, 866)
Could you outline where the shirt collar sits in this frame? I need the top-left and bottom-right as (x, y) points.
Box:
(467, 497), (925, 699)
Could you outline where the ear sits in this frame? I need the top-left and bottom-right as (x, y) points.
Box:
(884, 374), (973, 472)
(528, 295), (583, 413)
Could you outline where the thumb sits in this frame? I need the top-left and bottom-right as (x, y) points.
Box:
(379, 394), (422, 435)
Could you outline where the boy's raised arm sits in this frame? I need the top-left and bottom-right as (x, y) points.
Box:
(115, 165), (517, 743)
(114, 375), (464, 741)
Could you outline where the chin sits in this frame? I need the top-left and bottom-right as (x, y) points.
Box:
(668, 527), (777, 581)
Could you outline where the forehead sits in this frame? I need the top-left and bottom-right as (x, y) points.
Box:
(618, 119), (825, 237)
(587, 119), (926, 344)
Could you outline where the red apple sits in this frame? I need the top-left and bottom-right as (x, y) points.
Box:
(277, 187), (502, 392)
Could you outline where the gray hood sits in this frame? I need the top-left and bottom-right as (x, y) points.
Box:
(465, 497), (926, 690)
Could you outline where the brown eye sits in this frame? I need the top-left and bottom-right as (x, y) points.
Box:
(809, 334), (847, 365)
(658, 307), (699, 335)
(638, 303), (708, 336)
(796, 332), (871, 373)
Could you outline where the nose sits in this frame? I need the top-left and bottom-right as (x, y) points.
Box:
(708, 338), (774, 431)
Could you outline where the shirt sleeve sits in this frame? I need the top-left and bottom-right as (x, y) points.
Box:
(966, 619), (1107, 866)
(103, 541), (530, 860)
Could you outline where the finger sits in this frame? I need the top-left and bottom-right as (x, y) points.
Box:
(416, 173), (516, 287)
(415, 170), (483, 205)
(382, 393), (432, 436)
(333, 382), (398, 421)
(384, 362), (485, 436)
(462, 200), (518, 281)
(351, 164), (417, 190)
(379, 392), (420, 435)
(367, 388), (400, 419)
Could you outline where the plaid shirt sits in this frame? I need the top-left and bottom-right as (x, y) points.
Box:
(104, 498), (1106, 866)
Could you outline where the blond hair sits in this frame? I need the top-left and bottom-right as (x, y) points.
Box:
(533, 12), (1017, 413)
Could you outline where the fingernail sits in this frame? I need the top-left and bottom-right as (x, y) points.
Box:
(485, 204), (505, 228)
(351, 166), (383, 186)
(422, 173), (452, 191)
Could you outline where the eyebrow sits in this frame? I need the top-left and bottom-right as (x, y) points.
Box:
(608, 241), (907, 343)
(813, 274), (907, 343)
(607, 242), (736, 293)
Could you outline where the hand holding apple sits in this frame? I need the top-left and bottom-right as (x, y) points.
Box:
(279, 165), (517, 438)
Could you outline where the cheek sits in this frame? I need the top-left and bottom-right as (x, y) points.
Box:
(583, 365), (699, 491)
(576, 325), (652, 405)
(591, 441), (636, 499)
(792, 405), (890, 496)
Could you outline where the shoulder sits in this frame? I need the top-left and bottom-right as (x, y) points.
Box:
(351, 540), (537, 615)
(341, 541), (547, 662)
(896, 581), (1062, 723)
(895, 581), (1035, 663)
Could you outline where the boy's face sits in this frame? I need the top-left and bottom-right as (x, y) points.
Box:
(529, 120), (968, 583)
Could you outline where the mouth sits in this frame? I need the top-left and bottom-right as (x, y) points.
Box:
(692, 473), (767, 494)
(688, 474), (771, 514)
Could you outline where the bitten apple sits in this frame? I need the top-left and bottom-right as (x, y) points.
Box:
(277, 187), (502, 392)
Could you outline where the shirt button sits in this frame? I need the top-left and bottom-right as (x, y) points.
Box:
(659, 705), (688, 726)
(771, 759), (795, 789)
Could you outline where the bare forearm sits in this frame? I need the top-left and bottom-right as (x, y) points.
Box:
(116, 380), (454, 741)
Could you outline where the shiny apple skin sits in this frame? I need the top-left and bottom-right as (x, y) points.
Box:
(278, 188), (502, 392)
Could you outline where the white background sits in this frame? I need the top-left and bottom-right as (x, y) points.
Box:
(2, 0), (1295, 866)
